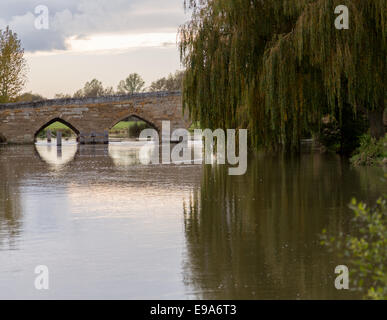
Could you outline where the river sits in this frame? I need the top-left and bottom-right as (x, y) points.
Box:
(0, 140), (385, 299)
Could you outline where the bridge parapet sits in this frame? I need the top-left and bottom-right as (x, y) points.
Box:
(0, 91), (181, 110)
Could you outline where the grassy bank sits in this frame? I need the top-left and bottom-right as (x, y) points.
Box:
(36, 122), (76, 139)
(110, 121), (150, 138)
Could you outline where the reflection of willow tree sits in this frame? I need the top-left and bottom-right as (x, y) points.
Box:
(182, 155), (385, 299)
(0, 148), (22, 248)
(354, 166), (387, 197)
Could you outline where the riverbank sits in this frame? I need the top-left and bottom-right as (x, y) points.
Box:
(36, 122), (75, 139)
(350, 134), (387, 166)
(36, 120), (150, 140)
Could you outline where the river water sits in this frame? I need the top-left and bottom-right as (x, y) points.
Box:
(0, 140), (385, 299)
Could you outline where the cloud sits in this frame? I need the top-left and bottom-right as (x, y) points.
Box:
(0, 0), (186, 52)
(1, 12), (68, 51)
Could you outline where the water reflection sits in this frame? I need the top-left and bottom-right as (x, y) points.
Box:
(34, 140), (205, 168)
(183, 153), (386, 299)
(35, 142), (78, 168)
(0, 143), (203, 299)
(0, 178), (22, 250)
(0, 147), (22, 250)
(109, 141), (156, 167)
(0, 144), (385, 299)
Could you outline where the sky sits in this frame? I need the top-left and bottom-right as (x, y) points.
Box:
(0, 0), (188, 98)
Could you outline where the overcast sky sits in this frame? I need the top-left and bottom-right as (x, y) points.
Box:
(0, 0), (188, 97)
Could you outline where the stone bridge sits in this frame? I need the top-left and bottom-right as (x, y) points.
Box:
(0, 91), (189, 144)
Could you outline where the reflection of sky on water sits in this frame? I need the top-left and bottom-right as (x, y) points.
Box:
(35, 141), (78, 168)
(109, 141), (156, 167)
(0, 143), (203, 299)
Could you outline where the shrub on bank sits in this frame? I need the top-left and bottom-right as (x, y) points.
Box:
(350, 134), (387, 166)
(321, 196), (387, 300)
(110, 121), (151, 139)
(128, 122), (149, 137)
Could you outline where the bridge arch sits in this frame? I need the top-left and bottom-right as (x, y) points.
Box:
(34, 117), (80, 142)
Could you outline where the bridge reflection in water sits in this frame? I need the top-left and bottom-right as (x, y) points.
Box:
(34, 140), (204, 168)
(35, 141), (78, 167)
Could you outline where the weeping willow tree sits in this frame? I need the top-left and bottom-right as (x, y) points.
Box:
(179, 0), (386, 150)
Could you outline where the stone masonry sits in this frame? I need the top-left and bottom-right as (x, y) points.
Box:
(0, 91), (190, 144)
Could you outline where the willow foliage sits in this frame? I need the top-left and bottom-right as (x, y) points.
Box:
(179, 0), (386, 150)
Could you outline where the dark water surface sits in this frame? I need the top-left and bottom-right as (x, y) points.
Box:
(0, 142), (385, 299)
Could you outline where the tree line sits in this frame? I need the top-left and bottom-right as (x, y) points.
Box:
(16, 71), (184, 102)
(55, 70), (184, 99)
